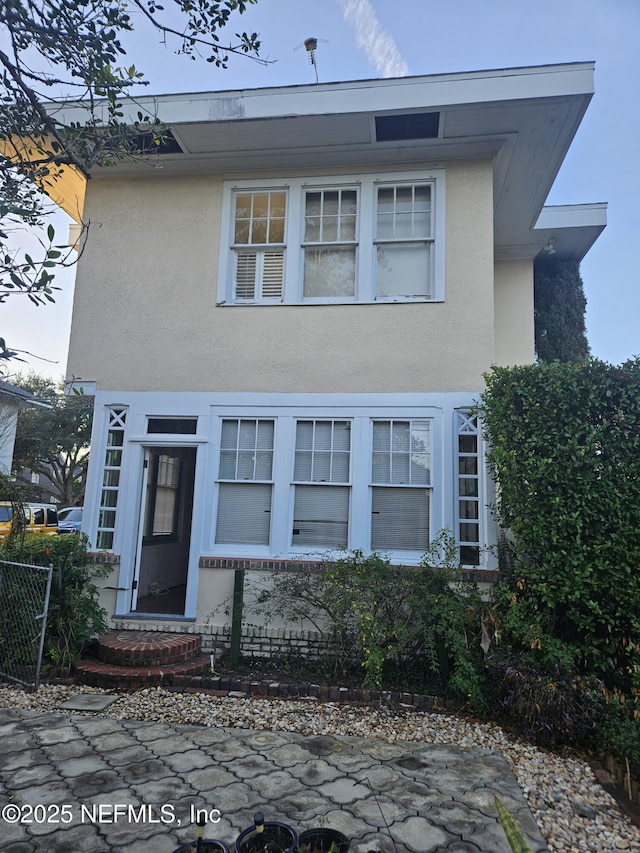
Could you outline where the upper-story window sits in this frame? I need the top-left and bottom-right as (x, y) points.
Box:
(376, 185), (432, 299)
(219, 170), (445, 306)
(232, 191), (286, 300)
(303, 189), (357, 299)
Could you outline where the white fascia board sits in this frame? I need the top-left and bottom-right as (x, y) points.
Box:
(48, 62), (595, 127)
(536, 203), (607, 231)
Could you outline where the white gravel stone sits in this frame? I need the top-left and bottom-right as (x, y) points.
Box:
(0, 682), (639, 852)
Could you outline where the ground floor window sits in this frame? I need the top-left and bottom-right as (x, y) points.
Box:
(370, 419), (431, 552)
(87, 396), (490, 580)
(215, 419), (274, 545)
(212, 411), (442, 559)
(455, 410), (482, 566)
(292, 420), (351, 549)
(96, 407), (127, 550)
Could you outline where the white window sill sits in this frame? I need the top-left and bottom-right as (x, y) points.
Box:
(216, 298), (444, 307)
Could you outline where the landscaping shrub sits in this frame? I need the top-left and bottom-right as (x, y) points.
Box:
(479, 358), (640, 768)
(0, 533), (110, 673)
(479, 358), (640, 691)
(596, 693), (640, 778)
(254, 531), (490, 709)
(484, 654), (604, 748)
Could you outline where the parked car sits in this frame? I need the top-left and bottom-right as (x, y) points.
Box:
(0, 502), (59, 538)
(57, 506), (83, 534)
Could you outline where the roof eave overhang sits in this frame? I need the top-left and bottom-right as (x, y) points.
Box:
(0, 383), (52, 410)
(48, 62), (602, 260)
(496, 203), (608, 262)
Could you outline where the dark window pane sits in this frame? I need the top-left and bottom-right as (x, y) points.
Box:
(460, 545), (480, 566)
(458, 434), (477, 453)
(148, 418), (197, 434)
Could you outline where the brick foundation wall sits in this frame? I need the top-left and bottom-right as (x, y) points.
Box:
(110, 619), (337, 661)
(93, 553), (501, 661)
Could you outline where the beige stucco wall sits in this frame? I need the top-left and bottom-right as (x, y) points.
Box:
(67, 160), (495, 393)
(493, 259), (535, 366)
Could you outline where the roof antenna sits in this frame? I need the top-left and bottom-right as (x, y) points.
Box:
(294, 37), (328, 83)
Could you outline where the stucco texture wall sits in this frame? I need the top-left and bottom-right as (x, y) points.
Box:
(67, 161), (495, 393)
(494, 259), (535, 366)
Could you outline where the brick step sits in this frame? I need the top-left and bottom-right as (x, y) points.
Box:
(96, 630), (202, 667)
(74, 653), (212, 690)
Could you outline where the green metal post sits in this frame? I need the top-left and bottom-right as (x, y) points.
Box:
(229, 569), (245, 667)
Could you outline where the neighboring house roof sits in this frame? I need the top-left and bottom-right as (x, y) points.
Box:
(0, 381), (52, 410)
(0, 381), (52, 474)
(53, 61), (606, 262)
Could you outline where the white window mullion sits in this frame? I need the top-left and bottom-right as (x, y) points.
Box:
(270, 417), (295, 555)
(349, 417), (370, 551)
(358, 182), (375, 301)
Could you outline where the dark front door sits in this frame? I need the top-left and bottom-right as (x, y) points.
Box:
(132, 446), (196, 615)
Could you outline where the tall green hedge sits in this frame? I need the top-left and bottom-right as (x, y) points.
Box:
(479, 358), (640, 687)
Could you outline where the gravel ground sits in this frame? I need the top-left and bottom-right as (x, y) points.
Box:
(0, 683), (638, 852)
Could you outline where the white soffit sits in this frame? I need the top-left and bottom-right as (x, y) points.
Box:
(61, 62), (600, 258)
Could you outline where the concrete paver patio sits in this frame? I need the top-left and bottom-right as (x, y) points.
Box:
(0, 707), (549, 852)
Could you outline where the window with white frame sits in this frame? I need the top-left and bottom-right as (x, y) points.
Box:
(96, 407), (127, 550)
(303, 189), (357, 298)
(231, 191), (286, 301)
(221, 171), (444, 305)
(215, 419), (274, 545)
(371, 419), (431, 551)
(210, 410), (455, 560)
(456, 411), (481, 566)
(375, 185), (432, 298)
(292, 420), (351, 549)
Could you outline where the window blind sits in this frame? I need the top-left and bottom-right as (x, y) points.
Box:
(216, 482), (272, 545)
(292, 484), (349, 548)
(371, 486), (429, 551)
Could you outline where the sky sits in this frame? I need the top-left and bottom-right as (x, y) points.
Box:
(3, 0), (639, 381)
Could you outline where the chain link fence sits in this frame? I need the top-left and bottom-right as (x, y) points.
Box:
(0, 560), (52, 690)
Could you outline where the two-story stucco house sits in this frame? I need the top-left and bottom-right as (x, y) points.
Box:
(64, 63), (606, 637)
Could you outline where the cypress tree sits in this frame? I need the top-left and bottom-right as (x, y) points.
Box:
(534, 256), (590, 362)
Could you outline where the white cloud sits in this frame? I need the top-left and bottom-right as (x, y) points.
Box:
(339, 0), (409, 78)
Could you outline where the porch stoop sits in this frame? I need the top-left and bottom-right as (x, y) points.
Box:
(73, 630), (211, 689)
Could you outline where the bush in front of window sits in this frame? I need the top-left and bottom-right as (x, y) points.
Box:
(253, 530), (491, 710)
